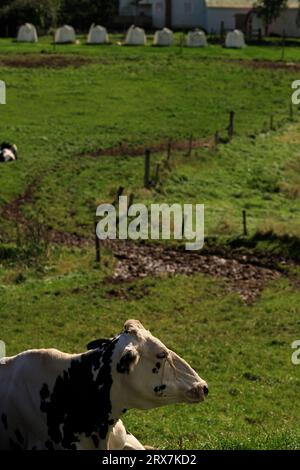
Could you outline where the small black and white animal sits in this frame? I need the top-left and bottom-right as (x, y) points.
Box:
(0, 319), (208, 450)
(0, 142), (18, 163)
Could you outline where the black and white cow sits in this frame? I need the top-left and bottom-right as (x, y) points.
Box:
(0, 142), (18, 163)
(0, 319), (208, 450)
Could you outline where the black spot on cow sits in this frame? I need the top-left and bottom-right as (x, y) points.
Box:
(154, 384), (167, 393)
(40, 338), (118, 449)
(152, 367), (158, 374)
(15, 429), (24, 445)
(116, 350), (136, 374)
(86, 338), (111, 351)
(156, 362), (161, 369)
(40, 384), (50, 400)
(1, 413), (8, 430)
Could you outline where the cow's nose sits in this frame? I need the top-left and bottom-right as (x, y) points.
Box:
(186, 383), (208, 402)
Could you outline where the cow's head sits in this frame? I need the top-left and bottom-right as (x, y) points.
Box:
(89, 319), (208, 411)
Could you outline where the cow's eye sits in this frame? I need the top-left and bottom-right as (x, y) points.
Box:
(157, 352), (166, 359)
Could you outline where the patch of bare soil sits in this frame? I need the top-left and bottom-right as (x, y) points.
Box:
(107, 241), (281, 304)
(0, 55), (93, 69)
(79, 137), (214, 158)
(0, 182), (290, 304)
(229, 58), (300, 72)
(49, 229), (90, 247)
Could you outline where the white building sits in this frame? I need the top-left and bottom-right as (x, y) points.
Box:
(119, 0), (300, 37)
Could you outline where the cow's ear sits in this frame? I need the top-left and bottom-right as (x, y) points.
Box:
(117, 347), (139, 374)
(87, 338), (110, 350)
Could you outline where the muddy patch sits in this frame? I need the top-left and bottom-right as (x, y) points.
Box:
(0, 55), (93, 69)
(108, 241), (281, 304)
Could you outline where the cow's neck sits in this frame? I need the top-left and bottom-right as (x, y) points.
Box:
(40, 341), (120, 449)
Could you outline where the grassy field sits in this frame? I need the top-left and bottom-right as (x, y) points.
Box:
(1, 260), (300, 449)
(0, 39), (300, 449)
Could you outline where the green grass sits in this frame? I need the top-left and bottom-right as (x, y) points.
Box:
(0, 40), (300, 449)
(0, 263), (300, 449)
(0, 41), (299, 239)
(0, 35), (300, 62)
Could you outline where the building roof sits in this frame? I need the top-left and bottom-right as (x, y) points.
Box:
(205, 0), (298, 8)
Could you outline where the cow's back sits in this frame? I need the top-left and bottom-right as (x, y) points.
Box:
(0, 349), (77, 450)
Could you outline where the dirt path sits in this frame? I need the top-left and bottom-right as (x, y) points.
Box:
(2, 178), (39, 223)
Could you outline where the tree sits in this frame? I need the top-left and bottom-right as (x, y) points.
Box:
(254, 0), (288, 34)
(0, 0), (119, 36)
(0, 0), (62, 33)
(60, 0), (119, 31)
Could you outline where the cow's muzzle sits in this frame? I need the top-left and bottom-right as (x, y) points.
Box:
(185, 382), (208, 403)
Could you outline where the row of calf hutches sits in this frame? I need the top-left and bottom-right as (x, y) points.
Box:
(15, 23), (246, 49)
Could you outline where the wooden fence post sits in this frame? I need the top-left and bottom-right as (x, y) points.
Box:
(113, 186), (124, 206)
(220, 21), (225, 42)
(128, 193), (134, 212)
(182, 214), (187, 238)
(144, 149), (151, 188)
(228, 111), (235, 140)
(258, 28), (262, 42)
(94, 221), (101, 263)
(242, 210), (248, 236)
(214, 131), (220, 145)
